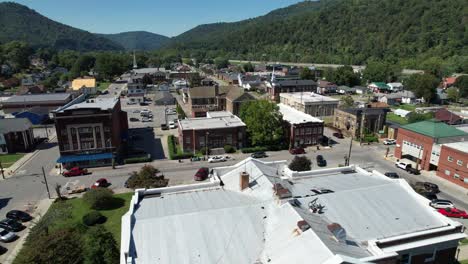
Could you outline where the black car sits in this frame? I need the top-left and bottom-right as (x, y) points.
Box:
(406, 167), (420, 175)
(6, 210), (32, 222)
(139, 102), (149, 106)
(423, 193), (438, 201)
(384, 172), (400, 179)
(0, 219), (24, 232)
(316, 155), (327, 167)
(129, 117), (139, 122)
(0, 245), (6, 255)
(415, 182), (440, 194)
(251, 152), (268, 158)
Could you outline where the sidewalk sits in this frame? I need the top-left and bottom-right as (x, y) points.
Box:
(1, 198), (53, 264)
(459, 244), (468, 261)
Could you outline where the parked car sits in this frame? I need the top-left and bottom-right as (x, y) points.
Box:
(127, 101), (137, 105)
(62, 167), (88, 177)
(91, 178), (109, 189)
(194, 167), (209, 181)
(129, 117), (139, 122)
(395, 161), (412, 170)
(289, 147), (305, 155)
(316, 155), (327, 167)
(406, 167), (420, 175)
(423, 193), (438, 201)
(429, 199), (454, 209)
(383, 139), (397, 145)
(139, 102), (149, 106)
(0, 228), (17, 242)
(0, 219), (24, 232)
(437, 207), (468, 219)
(161, 124), (169, 130)
(251, 152), (268, 158)
(0, 245), (7, 255)
(332, 132), (344, 139)
(169, 121), (176, 129)
(384, 172), (400, 179)
(6, 210), (32, 222)
(132, 109), (140, 113)
(415, 182), (440, 193)
(208, 156), (226, 163)
(142, 117), (152, 122)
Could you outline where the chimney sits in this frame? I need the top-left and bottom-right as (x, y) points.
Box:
(240, 171), (249, 190)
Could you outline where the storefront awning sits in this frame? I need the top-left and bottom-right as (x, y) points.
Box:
(57, 152), (113, 163)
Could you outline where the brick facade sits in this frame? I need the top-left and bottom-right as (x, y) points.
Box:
(394, 128), (434, 171)
(284, 122), (324, 148)
(436, 145), (468, 188)
(179, 126), (246, 152)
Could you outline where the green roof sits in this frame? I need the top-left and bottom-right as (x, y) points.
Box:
(401, 120), (468, 138)
(372, 82), (390, 89)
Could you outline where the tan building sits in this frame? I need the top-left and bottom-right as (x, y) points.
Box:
(333, 107), (390, 139)
(279, 92), (339, 118)
(225, 87), (256, 116)
(71, 77), (96, 94)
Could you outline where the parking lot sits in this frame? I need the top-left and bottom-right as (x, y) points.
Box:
(121, 97), (178, 129)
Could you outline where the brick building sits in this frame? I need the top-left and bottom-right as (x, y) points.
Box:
(278, 104), (324, 147)
(1, 93), (73, 114)
(333, 107), (390, 139)
(0, 118), (34, 154)
(225, 87), (256, 116)
(279, 92), (339, 118)
(53, 96), (128, 168)
(187, 86), (229, 117)
(266, 79), (317, 101)
(178, 111), (246, 153)
(436, 142), (468, 188)
(394, 120), (468, 171)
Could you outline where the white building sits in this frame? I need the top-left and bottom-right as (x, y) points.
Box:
(280, 92), (340, 118)
(120, 158), (466, 264)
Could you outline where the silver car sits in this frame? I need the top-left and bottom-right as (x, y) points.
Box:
(0, 228), (17, 242)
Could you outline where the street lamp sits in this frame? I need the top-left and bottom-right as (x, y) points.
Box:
(345, 118), (353, 166)
(205, 132), (210, 160)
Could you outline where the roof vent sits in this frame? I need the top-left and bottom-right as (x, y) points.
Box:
(327, 223), (347, 243)
(308, 198), (325, 214)
(297, 220), (310, 232)
(272, 183), (292, 199)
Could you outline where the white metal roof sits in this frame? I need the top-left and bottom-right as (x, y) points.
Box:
(278, 103), (323, 124)
(442, 141), (468, 153)
(57, 97), (118, 112)
(280, 92), (339, 104)
(179, 113), (245, 130)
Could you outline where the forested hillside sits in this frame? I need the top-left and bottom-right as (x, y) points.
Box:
(98, 31), (170, 51)
(0, 2), (123, 51)
(169, 0), (468, 65)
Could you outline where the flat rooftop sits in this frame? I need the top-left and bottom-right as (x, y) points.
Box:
(55, 97), (118, 113)
(280, 92), (339, 104)
(443, 141), (468, 153)
(121, 158), (465, 264)
(3, 93), (72, 104)
(179, 111), (245, 130)
(278, 103), (323, 124)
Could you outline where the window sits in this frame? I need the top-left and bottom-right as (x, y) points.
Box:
(457, 160), (463, 166)
(185, 137), (191, 144)
(424, 250), (436, 263)
(445, 170), (451, 176)
(305, 128), (312, 135)
(400, 254), (410, 264)
(447, 156), (453, 162)
(454, 174), (460, 179)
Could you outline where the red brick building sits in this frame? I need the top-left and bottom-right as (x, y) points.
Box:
(278, 104), (324, 147)
(178, 111), (246, 152)
(436, 142), (468, 188)
(53, 96), (128, 168)
(2, 93), (73, 114)
(394, 120), (468, 171)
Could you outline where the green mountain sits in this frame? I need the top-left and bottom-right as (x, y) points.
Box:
(0, 2), (123, 51)
(98, 31), (170, 51)
(169, 0), (467, 65)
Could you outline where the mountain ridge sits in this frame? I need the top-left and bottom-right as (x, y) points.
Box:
(98, 31), (170, 51)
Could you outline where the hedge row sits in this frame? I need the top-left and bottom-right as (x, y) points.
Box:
(124, 155), (151, 164)
(241, 144), (288, 153)
(167, 135), (193, 160)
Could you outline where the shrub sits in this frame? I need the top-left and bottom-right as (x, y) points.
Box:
(126, 165), (169, 189)
(124, 155), (151, 164)
(241, 144), (288, 153)
(289, 156), (312, 171)
(167, 135), (193, 160)
(82, 211), (106, 226)
(362, 134), (378, 143)
(223, 145), (236, 153)
(83, 188), (115, 210)
(241, 146), (268, 153)
(83, 227), (119, 264)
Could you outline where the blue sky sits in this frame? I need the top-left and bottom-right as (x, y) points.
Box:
(4, 0), (303, 37)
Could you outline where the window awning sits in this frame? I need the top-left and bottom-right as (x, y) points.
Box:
(57, 152), (113, 163)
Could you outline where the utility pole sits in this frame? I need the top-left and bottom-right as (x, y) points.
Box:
(0, 161), (5, 179)
(42, 167), (51, 199)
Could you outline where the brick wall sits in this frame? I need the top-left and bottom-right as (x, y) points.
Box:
(180, 127), (246, 152)
(436, 145), (468, 188)
(394, 128), (434, 171)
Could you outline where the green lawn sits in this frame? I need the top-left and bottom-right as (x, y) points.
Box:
(461, 238), (468, 245)
(387, 113), (409, 125)
(460, 260), (468, 264)
(391, 104), (417, 111)
(97, 82), (111, 91)
(38, 192), (132, 244)
(0, 153), (25, 168)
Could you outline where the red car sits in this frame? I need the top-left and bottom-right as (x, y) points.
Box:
(289, 147), (305, 155)
(62, 167), (88, 177)
(194, 167), (209, 181)
(437, 207), (468, 219)
(91, 178), (109, 189)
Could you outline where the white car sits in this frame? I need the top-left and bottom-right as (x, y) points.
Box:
(395, 161), (411, 170)
(142, 117), (152, 122)
(429, 199), (454, 209)
(127, 101), (137, 105)
(383, 139), (396, 145)
(168, 121), (176, 129)
(133, 109), (140, 113)
(0, 228), (17, 242)
(208, 156), (226, 163)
